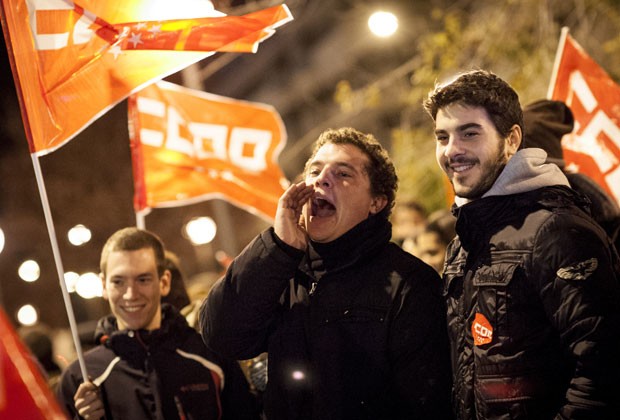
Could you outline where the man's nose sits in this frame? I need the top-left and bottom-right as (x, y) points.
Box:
(123, 284), (136, 299)
(314, 169), (332, 188)
(443, 136), (464, 159)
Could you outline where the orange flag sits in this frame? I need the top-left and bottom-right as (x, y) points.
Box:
(0, 0), (293, 156)
(0, 308), (66, 419)
(129, 81), (288, 220)
(549, 30), (620, 205)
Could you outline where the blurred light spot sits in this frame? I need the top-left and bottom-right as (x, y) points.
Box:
(76, 272), (103, 299)
(184, 216), (217, 245)
(68, 224), (92, 246)
(18, 260), (40, 282)
(64, 271), (80, 293)
(0, 227), (5, 254)
(368, 11), (398, 38)
(292, 370), (305, 381)
(17, 304), (38, 326)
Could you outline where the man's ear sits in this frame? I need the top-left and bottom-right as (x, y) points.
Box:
(160, 269), (171, 297)
(369, 195), (388, 215)
(100, 273), (108, 301)
(506, 124), (522, 156)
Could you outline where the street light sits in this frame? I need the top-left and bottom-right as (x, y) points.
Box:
(184, 216), (217, 245)
(17, 304), (38, 326)
(18, 259), (40, 282)
(68, 224), (92, 246)
(368, 10), (398, 38)
(75, 272), (103, 299)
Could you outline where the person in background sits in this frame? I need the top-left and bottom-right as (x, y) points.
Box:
(522, 99), (620, 248)
(163, 248), (268, 417)
(404, 209), (456, 275)
(390, 199), (428, 246)
(19, 325), (63, 392)
(424, 69), (620, 419)
(201, 127), (453, 420)
(57, 227), (259, 420)
(161, 250), (191, 311)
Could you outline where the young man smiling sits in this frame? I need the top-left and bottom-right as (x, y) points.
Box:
(57, 227), (258, 420)
(201, 127), (453, 420)
(424, 70), (620, 419)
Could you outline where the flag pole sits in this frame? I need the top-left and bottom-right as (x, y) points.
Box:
(547, 26), (570, 99)
(0, 1), (89, 381)
(136, 210), (146, 230)
(30, 154), (89, 381)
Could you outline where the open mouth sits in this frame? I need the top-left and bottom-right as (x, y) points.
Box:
(311, 197), (336, 217)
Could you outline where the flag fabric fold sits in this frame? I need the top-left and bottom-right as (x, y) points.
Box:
(0, 308), (66, 420)
(0, 0), (292, 156)
(549, 30), (620, 204)
(129, 81), (288, 220)
(110, 5), (293, 53)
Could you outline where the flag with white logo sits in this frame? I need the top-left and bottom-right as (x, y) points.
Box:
(129, 81), (288, 220)
(548, 29), (620, 204)
(0, 0), (292, 155)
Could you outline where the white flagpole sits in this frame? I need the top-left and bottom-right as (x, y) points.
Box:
(136, 210), (146, 230)
(30, 154), (89, 381)
(547, 27), (570, 99)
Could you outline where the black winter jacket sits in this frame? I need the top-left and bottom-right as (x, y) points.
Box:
(202, 216), (454, 420)
(57, 304), (258, 420)
(444, 185), (620, 419)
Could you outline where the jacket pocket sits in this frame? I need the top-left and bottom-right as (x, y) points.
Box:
(472, 257), (522, 342)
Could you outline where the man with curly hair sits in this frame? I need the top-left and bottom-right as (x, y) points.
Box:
(202, 127), (453, 420)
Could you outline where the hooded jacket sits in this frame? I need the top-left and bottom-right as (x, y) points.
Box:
(445, 149), (620, 419)
(202, 216), (454, 420)
(523, 99), (620, 244)
(57, 304), (258, 420)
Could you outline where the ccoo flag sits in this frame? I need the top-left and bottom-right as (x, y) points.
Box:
(0, 0), (292, 156)
(129, 81), (288, 220)
(549, 30), (620, 205)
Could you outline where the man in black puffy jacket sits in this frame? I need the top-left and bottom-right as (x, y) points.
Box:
(57, 227), (258, 420)
(424, 70), (620, 419)
(202, 127), (454, 420)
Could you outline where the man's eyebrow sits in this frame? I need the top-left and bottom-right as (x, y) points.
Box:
(434, 122), (483, 135)
(457, 122), (483, 131)
(309, 160), (360, 172)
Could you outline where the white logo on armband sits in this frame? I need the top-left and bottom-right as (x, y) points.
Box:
(556, 258), (598, 281)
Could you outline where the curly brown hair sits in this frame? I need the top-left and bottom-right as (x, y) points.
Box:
(304, 127), (398, 219)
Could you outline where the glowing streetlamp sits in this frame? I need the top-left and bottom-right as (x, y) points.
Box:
(68, 224), (92, 246)
(75, 272), (103, 299)
(184, 216), (217, 245)
(17, 304), (38, 326)
(368, 10), (398, 38)
(18, 259), (40, 282)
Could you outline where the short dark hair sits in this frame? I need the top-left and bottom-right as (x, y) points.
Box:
(304, 127), (398, 219)
(100, 227), (166, 277)
(423, 70), (523, 140)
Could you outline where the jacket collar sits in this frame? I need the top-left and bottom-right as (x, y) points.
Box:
(301, 215), (391, 279)
(455, 148), (570, 207)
